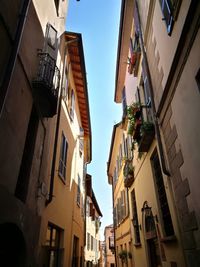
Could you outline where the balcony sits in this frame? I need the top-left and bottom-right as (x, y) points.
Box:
(32, 53), (60, 117)
(123, 160), (134, 188)
(138, 122), (155, 152)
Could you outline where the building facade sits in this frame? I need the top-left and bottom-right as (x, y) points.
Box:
(38, 31), (92, 267)
(108, 0), (200, 267)
(0, 0), (68, 266)
(104, 224), (116, 267)
(0, 1), (93, 267)
(85, 174), (102, 267)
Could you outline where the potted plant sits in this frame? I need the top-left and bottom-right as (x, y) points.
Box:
(127, 102), (142, 138)
(118, 250), (128, 263)
(123, 160), (135, 187)
(138, 121), (155, 152)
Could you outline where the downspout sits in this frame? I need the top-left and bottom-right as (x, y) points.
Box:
(135, 1), (170, 176)
(46, 37), (79, 205)
(110, 175), (118, 267)
(0, 0), (31, 117)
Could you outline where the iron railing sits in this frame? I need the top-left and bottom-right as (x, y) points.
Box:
(34, 52), (60, 97)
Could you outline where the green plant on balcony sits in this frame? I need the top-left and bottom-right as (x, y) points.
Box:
(127, 102), (141, 136)
(118, 250), (128, 263)
(123, 160), (135, 188)
(127, 102), (140, 119)
(138, 121), (155, 152)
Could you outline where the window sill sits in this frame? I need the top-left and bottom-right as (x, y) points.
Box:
(161, 235), (177, 243)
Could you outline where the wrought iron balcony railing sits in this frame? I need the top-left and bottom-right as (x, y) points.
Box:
(32, 53), (60, 117)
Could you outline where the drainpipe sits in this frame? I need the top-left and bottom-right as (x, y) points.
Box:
(110, 175), (118, 267)
(135, 1), (170, 176)
(0, 0), (31, 118)
(46, 37), (79, 205)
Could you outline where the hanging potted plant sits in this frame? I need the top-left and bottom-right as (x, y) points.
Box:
(127, 102), (142, 138)
(118, 250), (128, 263)
(138, 121), (155, 152)
(123, 160), (135, 187)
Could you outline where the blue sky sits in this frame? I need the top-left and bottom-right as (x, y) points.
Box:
(66, 0), (122, 239)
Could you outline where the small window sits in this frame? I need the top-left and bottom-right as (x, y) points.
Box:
(77, 175), (81, 205)
(91, 236), (94, 251)
(122, 87), (127, 118)
(58, 133), (68, 180)
(69, 89), (75, 120)
(131, 189), (141, 244)
(151, 150), (174, 236)
(159, 0), (181, 35)
(72, 236), (79, 267)
(62, 73), (68, 101)
(45, 223), (63, 266)
(46, 24), (57, 50)
(87, 233), (90, 250)
(54, 0), (60, 16)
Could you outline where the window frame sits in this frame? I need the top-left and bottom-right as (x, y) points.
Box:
(151, 150), (174, 237)
(69, 89), (75, 120)
(159, 0), (182, 35)
(77, 175), (81, 206)
(58, 132), (68, 181)
(131, 189), (141, 245)
(45, 223), (63, 267)
(54, 0), (60, 17)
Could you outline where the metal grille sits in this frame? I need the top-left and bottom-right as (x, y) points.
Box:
(36, 53), (60, 97)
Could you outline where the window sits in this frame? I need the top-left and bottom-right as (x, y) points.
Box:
(119, 144), (123, 169)
(129, 35), (141, 75)
(77, 175), (81, 206)
(122, 134), (128, 158)
(91, 236), (94, 250)
(122, 87), (127, 119)
(113, 167), (118, 188)
(54, 0), (60, 16)
(159, 0), (181, 35)
(87, 233), (90, 250)
(121, 190), (126, 219)
(58, 133), (68, 180)
(131, 189), (141, 244)
(45, 224), (63, 267)
(72, 236), (79, 267)
(113, 206), (117, 227)
(62, 72), (68, 101)
(46, 23), (57, 50)
(151, 150), (174, 236)
(70, 89), (75, 120)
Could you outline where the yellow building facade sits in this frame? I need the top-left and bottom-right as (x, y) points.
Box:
(38, 32), (92, 266)
(107, 0), (200, 266)
(107, 123), (134, 267)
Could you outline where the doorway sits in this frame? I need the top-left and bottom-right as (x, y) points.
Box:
(0, 223), (26, 267)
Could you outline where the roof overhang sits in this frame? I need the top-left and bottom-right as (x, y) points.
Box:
(65, 31), (92, 162)
(114, 0), (134, 103)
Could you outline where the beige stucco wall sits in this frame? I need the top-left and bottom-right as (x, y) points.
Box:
(171, 28), (200, 230)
